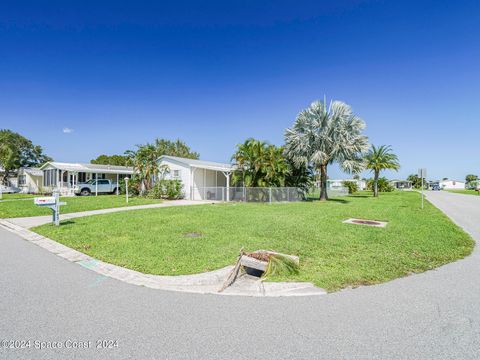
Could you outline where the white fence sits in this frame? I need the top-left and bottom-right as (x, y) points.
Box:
(192, 187), (305, 202)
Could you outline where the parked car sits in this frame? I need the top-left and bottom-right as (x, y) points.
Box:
(0, 185), (20, 193)
(74, 179), (120, 196)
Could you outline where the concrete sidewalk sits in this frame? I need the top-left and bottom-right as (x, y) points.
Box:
(7, 199), (215, 228)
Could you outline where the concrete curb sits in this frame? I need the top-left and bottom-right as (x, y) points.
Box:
(0, 219), (326, 297)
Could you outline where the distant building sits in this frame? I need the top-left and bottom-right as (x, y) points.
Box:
(17, 167), (43, 194)
(390, 180), (412, 190)
(440, 179), (466, 190)
(326, 179), (367, 191)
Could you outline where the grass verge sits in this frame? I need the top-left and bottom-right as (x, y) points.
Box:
(445, 189), (480, 196)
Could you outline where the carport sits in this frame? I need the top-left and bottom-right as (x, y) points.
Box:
(40, 162), (134, 196)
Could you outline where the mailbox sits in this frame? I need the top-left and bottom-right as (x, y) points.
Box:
(34, 197), (56, 206)
(33, 194), (66, 226)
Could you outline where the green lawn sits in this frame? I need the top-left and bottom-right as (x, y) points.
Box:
(445, 189), (480, 196)
(0, 193), (36, 200)
(0, 195), (161, 218)
(33, 191), (473, 291)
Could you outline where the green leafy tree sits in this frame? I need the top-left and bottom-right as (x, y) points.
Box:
(231, 139), (290, 187)
(465, 174), (478, 188)
(284, 100), (369, 201)
(364, 145), (400, 197)
(154, 138), (199, 159)
(0, 129), (52, 185)
(91, 154), (130, 166)
(407, 174), (427, 189)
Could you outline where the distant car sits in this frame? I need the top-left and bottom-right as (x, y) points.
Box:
(73, 179), (120, 196)
(431, 185), (441, 191)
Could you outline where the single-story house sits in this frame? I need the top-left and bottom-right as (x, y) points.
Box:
(390, 179), (413, 190)
(158, 155), (234, 200)
(440, 179), (466, 190)
(40, 162), (134, 195)
(326, 179), (367, 191)
(17, 167), (43, 193)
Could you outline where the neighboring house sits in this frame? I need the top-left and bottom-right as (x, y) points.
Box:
(17, 167), (43, 193)
(39, 162), (134, 195)
(326, 179), (367, 191)
(158, 155), (233, 200)
(390, 179), (413, 190)
(440, 179), (466, 190)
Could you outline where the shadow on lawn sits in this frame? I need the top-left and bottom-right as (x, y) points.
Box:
(304, 197), (350, 204)
(59, 220), (76, 226)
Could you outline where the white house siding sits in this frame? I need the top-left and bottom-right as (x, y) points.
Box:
(158, 157), (231, 200)
(18, 170), (42, 193)
(158, 158), (191, 199)
(440, 180), (466, 190)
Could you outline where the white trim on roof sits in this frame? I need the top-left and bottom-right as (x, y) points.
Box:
(39, 162), (134, 174)
(159, 155), (234, 172)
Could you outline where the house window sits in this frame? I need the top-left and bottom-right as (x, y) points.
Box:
(173, 170), (180, 179)
(18, 175), (26, 186)
(78, 172), (86, 183)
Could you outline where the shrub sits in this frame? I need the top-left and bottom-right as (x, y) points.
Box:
(366, 177), (394, 192)
(145, 180), (183, 200)
(342, 180), (359, 194)
(119, 177), (141, 196)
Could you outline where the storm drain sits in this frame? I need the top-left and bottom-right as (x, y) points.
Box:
(343, 218), (388, 228)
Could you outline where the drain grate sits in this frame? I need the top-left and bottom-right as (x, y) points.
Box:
(343, 218), (388, 228)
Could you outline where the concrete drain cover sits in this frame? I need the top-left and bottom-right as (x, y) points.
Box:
(343, 218), (388, 228)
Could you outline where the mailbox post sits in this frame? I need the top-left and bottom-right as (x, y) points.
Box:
(125, 177), (129, 204)
(418, 168), (427, 209)
(34, 191), (67, 226)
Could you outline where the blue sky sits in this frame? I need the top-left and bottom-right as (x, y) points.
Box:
(1, 0), (479, 180)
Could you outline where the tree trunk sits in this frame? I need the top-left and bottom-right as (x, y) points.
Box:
(319, 164), (328, 201)
(373, 170), (379, 197)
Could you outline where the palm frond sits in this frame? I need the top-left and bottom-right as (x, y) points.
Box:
(262, 254), (300, 278)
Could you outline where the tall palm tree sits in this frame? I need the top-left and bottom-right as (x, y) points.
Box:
(285, 100), (369, 201)
(364, 145), (400, 197)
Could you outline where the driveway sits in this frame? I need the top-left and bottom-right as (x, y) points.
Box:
(1, 191), (480, 359)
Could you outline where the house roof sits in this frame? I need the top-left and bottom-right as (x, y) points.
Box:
(22, 167), (43, 176)
(440, 179), (465, 183)
(390, 179), (412, 183)
(159, 155), (234, 172)
(40, 162), (134, 174)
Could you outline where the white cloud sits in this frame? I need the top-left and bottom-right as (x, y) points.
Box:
(62, 128), (74, 134)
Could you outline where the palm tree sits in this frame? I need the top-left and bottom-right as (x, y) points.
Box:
(231, 139), (289, 187)
(285, 100), (369, 201)
(364, 145), (400, 197)
(126, 144), (159, 192)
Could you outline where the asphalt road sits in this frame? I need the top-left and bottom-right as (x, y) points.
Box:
(1, 191), (480, 359)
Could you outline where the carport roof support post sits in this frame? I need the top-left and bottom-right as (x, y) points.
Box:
(222, 171), (231, 202)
